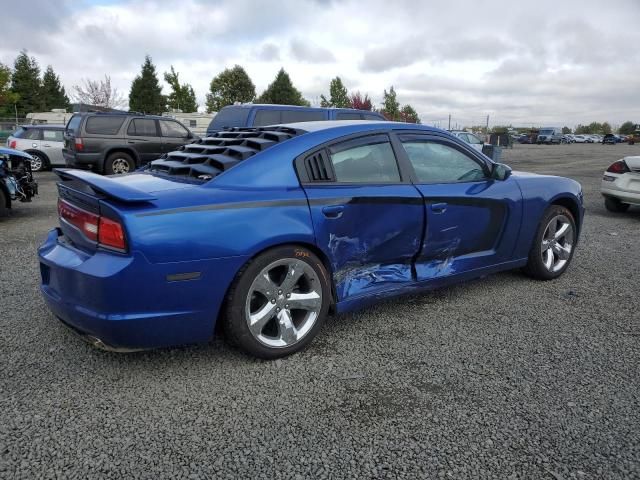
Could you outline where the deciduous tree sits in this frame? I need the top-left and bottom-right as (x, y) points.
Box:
(73, 75), (126, 109)
(205, 65), (256, 113)
(319, 77), (350, 108)
(0, 63), (19, 117)
(399, 104), (420, 123)
(164, 66), (197, 112)
(619, 121), (636, 135)
(349, 91), (372, 111)
(381, 86), (400, 120)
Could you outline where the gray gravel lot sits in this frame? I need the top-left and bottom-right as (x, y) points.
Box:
(1, 143), (639, 479)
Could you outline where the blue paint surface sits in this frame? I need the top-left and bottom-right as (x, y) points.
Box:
(38, 122), (584, 349)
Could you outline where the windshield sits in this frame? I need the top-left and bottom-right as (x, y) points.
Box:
(539, 129), (554, 135)
(208, 107), (251, 131)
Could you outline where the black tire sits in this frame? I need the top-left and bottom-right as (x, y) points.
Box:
(29, 152), (48, 172)
(105, 152), (135, 175)
(0, 188), (8, 217)
(223, 245), (331, 359)
(604, 197), (630, 213)
(523, 205), (577, 280)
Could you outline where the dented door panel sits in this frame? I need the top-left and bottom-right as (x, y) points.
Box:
(304, 185), (424, 301)
(414, 180), (522, 280)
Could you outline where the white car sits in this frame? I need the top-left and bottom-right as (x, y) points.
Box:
(601, 156), (640, 212)
(573, 135), (587, 143)
(449, 130), (485, 152)
(6, 124), (65, 172)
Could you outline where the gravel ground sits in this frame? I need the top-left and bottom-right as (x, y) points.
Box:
(1, 143), (639, 479)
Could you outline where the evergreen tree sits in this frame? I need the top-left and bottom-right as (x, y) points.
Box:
(11, 50), (42, 117)
(319, 77), (350, 108)
(381, 86), (400, 121)
(0, 63), (19, 117)
(164, 66), (198, 112)
(41, 65), (70, 111)
(205, 65), (255, 113)
(129, 55), (165, 114)
(257, 69), (309, 106)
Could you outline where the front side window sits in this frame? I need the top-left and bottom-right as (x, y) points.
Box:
(402, 140), (486, 183)
(329, 135), (401, 183)
(43, 129), (64, 142)
(159, 120), (188, 137)
(128, 119), (158, 137)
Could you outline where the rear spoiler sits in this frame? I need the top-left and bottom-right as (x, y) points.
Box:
(54, 168), (156, 203)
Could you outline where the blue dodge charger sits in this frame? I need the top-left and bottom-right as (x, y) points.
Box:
(38, 121), (584, 358)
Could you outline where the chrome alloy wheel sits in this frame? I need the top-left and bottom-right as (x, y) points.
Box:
(111, 158), (131, 174)
(541, 214), (574, 273)
(29, 154), (43, 171)
(245, 259), (322, 348)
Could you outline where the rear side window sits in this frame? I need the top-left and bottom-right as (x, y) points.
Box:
(16, 128), (41, 140)
(363, 113), (383, 121)
(127, 119), (158, 137)
(253, 110), (281, 127)
(85, 116), (126, 135)
(209, 106), (251, 130)
(66, 115), (82, 132)
(281, 110), (325, 123)
(336, 112), (362, 120)
(43, 129), (64, 142)
(328, 135), (400, 183)
(159, 120), (189, 138)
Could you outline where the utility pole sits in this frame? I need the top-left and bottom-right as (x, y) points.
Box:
(448, 114), (451, 130)
(485, 114), (490, 133)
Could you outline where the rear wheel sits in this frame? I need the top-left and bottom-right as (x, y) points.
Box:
(105, 152), (135, 175)
(524, 205), (576, 280)
(604, 197), (630, 213)
(223, 245), (331, 359)
(29, 152), (47, 172)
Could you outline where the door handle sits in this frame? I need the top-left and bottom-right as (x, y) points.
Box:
(430, 202), (447, 213)
(43, 144), (51, 147)
(322, 205), (344, 218)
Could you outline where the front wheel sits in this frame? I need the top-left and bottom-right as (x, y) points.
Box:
(223, 245), (331, 359)
(604, 197), (630, 213)
(523, 206), (577, 280)
(0, 188), (8, 217)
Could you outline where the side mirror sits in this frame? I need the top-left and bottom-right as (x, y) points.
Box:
(491, 163), (512, 181)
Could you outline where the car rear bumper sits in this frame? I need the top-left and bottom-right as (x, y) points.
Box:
(601, 176), (640, 205)
(63, 149), (102, 170)
(38, 228), (245, 350)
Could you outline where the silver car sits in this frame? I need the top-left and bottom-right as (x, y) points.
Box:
(6, 125), (65, 172)
(449, 130), (485, 152)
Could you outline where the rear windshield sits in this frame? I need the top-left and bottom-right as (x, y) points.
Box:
(65, 115), (82, 132)
(85, 116), (126, 135)
(208, 107), (251, 131)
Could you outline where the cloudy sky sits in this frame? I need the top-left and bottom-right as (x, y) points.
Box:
(2, 0), (639, 128)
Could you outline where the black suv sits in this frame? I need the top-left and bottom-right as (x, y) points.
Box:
(63, 112), (196, 175)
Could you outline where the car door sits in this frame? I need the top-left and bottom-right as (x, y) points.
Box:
(299, 133), (424, 302)
(159, 119), (192, 153)
(16, 127), (42, 151)
(396, 133), (522, 280)
(126, 118), (161, 163)
(41, 129), (65, 165)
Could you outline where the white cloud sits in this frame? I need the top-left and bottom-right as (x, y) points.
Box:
(1, 0), (638, 126)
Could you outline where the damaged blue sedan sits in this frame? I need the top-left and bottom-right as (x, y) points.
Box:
(38, 121), (584, 358)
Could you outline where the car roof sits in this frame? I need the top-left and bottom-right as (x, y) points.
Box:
(20, 124), (65, 129)
(278, 119), (437, 133)
(219, 104), (382, 114)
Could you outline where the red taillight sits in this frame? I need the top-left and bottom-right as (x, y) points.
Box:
(58, 199), (98, 241)
(9, 140), (16, 149)
(58, 199), (126, 250)
(98, 216), (126, 250)
(607, 160), (630, 174)
(75, 137), (84, 151)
